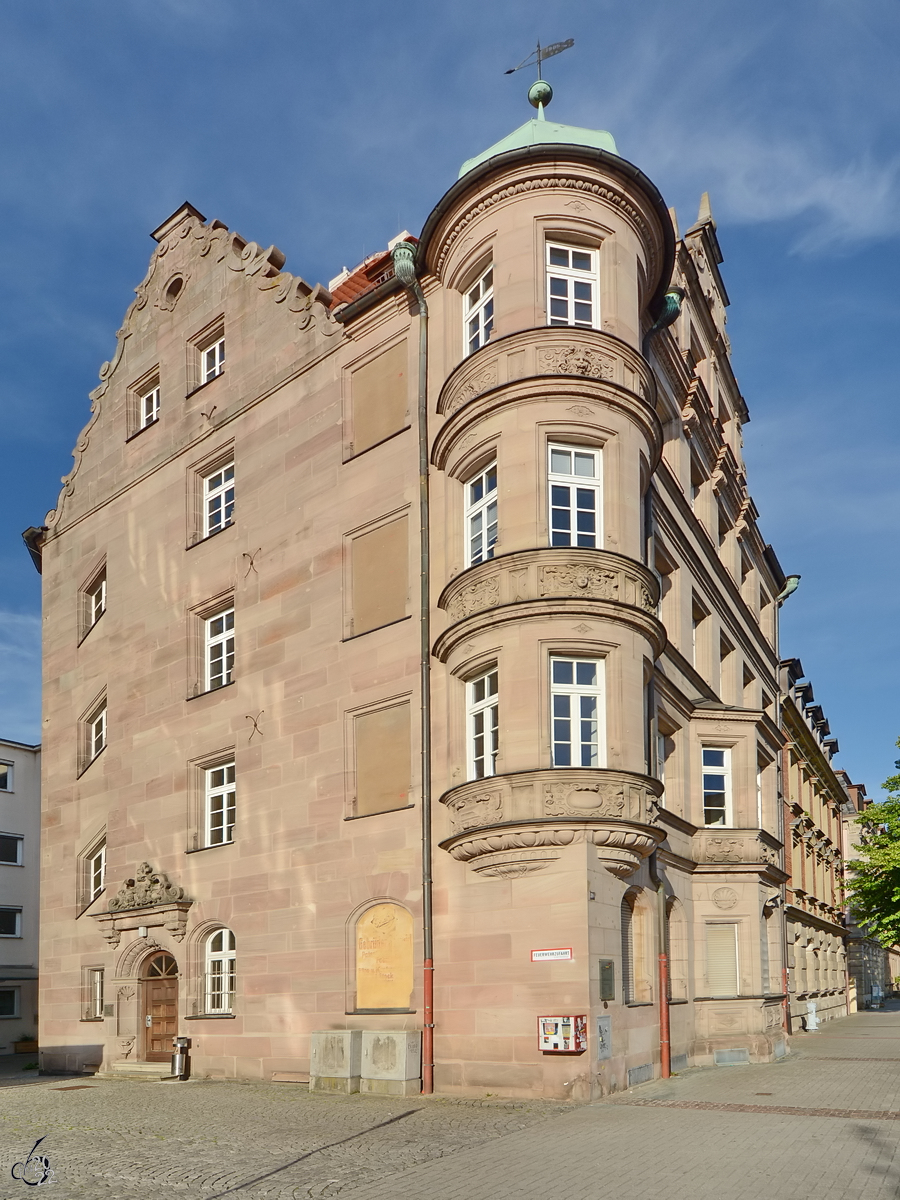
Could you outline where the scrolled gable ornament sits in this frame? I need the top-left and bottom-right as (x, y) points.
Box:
(108, 862), (186, 912)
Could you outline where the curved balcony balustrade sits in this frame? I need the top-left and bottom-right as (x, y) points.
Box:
(433, 546), (664, 662)
(432, 327), (661, 470)
(438, 768), (664, 879)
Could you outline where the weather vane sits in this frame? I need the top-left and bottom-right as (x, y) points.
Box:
(505, 39), (574, 79)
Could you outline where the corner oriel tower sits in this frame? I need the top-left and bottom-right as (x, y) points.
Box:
(32, 77), (793, 1096)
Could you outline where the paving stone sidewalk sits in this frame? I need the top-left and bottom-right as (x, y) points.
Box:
(0, 1007), (898, 1199)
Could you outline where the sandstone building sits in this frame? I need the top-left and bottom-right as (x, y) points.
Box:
(31, 86), (803, 1095)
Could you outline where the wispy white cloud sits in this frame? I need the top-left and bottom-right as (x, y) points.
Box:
(0, 613), (40, 745)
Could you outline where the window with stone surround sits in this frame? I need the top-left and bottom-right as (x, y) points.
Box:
(0, 763), (10, 792)
(548, 444), (602, 548)
(706, 922), (739, 996)
(701, 746), (732, 826)
(550, 657), (605, 768)
(126, 367), (160, 438)
(203, 462), (235, 538)
(465, 264), (493, 355)
(467, 668), (498, 780)
(205, 929), (236, 1014)
(350, 700), (411, 817)
(465, 462), (498, 567)
(347, 513), (410, 637)
(78, 561), (107, 643)
(546, 243), (598, 328)
(205, 761), (235, 846)
(78, 832), (106, 911)
(0, 987), (20, 1018)
(205, 608), (234, 692)
(140, 383), (161, 429)
(81, 967), (105, 1020)
(78, 693), (107, 775)
(187, 317), (225, 394)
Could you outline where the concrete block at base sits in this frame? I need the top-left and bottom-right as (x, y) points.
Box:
(360, 1030), (421, 1094)
(309, 1030), (362, 1094)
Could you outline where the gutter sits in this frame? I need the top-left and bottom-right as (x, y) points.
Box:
(22, 526), (47, 574)
(648, 851), (671, 1078)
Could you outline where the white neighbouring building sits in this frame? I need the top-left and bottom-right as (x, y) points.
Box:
(0, 738), (40, 1051)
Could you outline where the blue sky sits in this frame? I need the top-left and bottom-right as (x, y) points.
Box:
(1, 0), (898, 792)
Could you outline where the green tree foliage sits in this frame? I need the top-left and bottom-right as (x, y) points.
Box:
(843, 739), (900, 947)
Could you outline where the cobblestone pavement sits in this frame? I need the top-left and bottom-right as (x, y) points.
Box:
(0, 1007), (898, 1199)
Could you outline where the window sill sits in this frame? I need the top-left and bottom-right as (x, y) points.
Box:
(184, 1013), (235, 1020)
(344, 804), (415, 821)
(343, 423), (411, 463)
(0, 864), (24, 869)
(125, 418), (159, 444)
(77, 613), (105, 647)
(76, 891), (106, 919)
(185, 841), (235, 854)
(79, 1017), (104, 1023)
(186, 372), (224, 399)
(186, 522), (235, 551)
(187, 681), (236, 702)
(624, 1001), (654, 1008)
(76, 747), (106, 779)
(342, 613), (412, 642)
(348, 1009), (416, 1015)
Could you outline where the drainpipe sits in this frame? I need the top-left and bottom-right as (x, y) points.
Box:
(648, 851), (670, 1078)
(391, 240), (434, 1094)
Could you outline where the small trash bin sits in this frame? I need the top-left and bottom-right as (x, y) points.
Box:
(171, 1036), (191, 1080)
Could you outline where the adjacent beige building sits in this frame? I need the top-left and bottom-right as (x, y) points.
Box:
(31, 89), (803, 1095)
(0, 738), (40, 1051)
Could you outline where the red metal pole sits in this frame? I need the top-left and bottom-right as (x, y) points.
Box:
(659, 951), (670, 1077)
(423, 958), (434, 1093)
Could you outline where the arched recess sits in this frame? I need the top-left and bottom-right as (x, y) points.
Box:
(666, 897), (688, 1000)
(349, 901), (414, 1012)
(621, 889), (653, 1004)
(184, 919), (233, 1017)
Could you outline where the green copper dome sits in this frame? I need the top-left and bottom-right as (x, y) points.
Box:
(458, 112), (619, 179)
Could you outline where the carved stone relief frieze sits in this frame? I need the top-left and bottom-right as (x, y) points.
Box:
(544, 781), (626, 819)
(446, 790), (503, 833)
(539, 564), (618, 601)
(444, 575), (501, 620)
(712, 887), (738, 910)
(704, 838), (744, 863)
(537, 346), (615, 380)
(444, 363), (500, 416)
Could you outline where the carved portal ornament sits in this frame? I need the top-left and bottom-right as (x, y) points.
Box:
(540, 564), (618, 601)
(109, 862), (186, 912)
(537, 346), (615, 381)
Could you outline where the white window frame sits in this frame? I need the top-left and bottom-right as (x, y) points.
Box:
(203, 337), (225, 384)
(89, 968), (104, 1020)
(90, 706), (107, 761)
(140, 384), (160, 429)
(205, 761), (236, 846)
(89, 842), (106, 902)
(88, 575), (106, 628)
(0, 834), (23, 866)
(205, 929), (236, 1014)
(465, 463), (498, 567)
(0, 763), (11, 792)
(467, 669), (498, 780)
(465, 265), (494, 356)
(203, 463), (235, 538)
(550, 657), (606, 768)
(702, 746), (732, 826)
(548, 444), (602, 549)
(546, 242), (599, 328)
(0, 907), (22, 938)
(205, 608), (235, 692)
(0, 986), (20, 1019)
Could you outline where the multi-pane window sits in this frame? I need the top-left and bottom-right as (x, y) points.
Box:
(90, 706), (107, 761)
(89, 968), (104, 1020)
(467, 670), (498, 780)
(140, 385), (160, 428)
(548, 444), (601, 548)
(551, 657), (605, 767)
(465, 266), (494, 355)
(702, 747), (731, 826)
(0, 987), (19, 1017)
(205, 609), (235, 691)
(0, 835), (23, 866)
(205, 929), (236, 1013)
(205, 762), (236, 846)
(89, 843), (106, 902)
(0, 764), (11, 792)
(0, 908), (22, 937)
(203, 463), (235, 537)
(88, 575), (106, 629)
(203, 337), (225, 384)
(546, 243), (598, 328)
(465, 463), (498, 566)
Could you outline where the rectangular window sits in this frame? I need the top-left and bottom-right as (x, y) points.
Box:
(702, 747), (731, 826)
(90, 706), (107, 761)
(546, 243), (598, 328)
(551, 657), (605, 768)
(468, 669), (498, 780)
(205, 609), (234, 691)
(465, 463), (498, 566)
(0, 988), (20, 1018)
(548, 444), (601, 548)
(205, 762), (236, 846)
(203, 463), (235, 537)
(90, 968), (104, 1020)
(89, 843), (106, 901)
(140, 385), (160, 428)
(706, 923), (739, 996)
(0, 908), (22, 938)
(0, 763), (11, 792)
(203, 337), (225, 384)
(88, 574), (106, 629)
(465, 265), (494, 355)
(0, 835), (23, 866)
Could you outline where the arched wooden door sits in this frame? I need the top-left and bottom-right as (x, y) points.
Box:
(141, 952), (178, 1062)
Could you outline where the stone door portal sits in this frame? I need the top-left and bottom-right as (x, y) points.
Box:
(141, 952), (178, 1062)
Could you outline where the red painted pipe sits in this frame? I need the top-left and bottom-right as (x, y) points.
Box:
(659, 951), (670, 1077)
(423, 958), (434, 1093)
